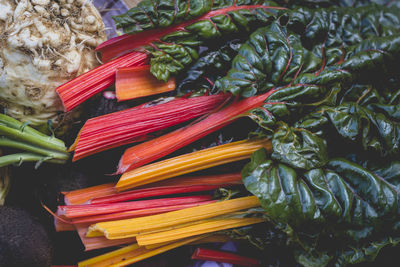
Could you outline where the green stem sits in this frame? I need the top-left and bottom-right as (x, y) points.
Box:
(0, 125), (67, 153)
(0, 114), (66, 149)
(0, 136), (69, 161)
(0, 153), (67, 168)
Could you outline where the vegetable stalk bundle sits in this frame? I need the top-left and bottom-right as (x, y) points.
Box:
(78, 195), (264, 266)
(72, 93), (230, 161)
(58, 1), (400, 266)
(0, 114), (69, 167)
(55, 140), (266, 256)
(56, 1), (284, 111)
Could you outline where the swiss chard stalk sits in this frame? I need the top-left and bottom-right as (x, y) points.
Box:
(191, 248), (260, 267)
(62, 173), (241, 205)
(86, 196), (261, 239)
(135, 216), (265, 246)
(91, 173), (242, 204)
(115, 65), (176, 101)
(101, 1), (282, 62)
(56, 51), (148, 112)
(62, 183), (116, 206)
(74, 223), (137, 251)
(72, 93), (230, 161)
(57, 195), (213, 219)
(117, 138), (271, 190)
(117, 92), (275, 174)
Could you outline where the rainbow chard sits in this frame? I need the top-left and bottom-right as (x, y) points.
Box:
(228, 5), (400, 267)
(210, 5), (400, 137)
(116, 5), (400, 175)
(57, 1), (283, 111)
(103, 0), (283, 81)
(215, 5), (400, 94)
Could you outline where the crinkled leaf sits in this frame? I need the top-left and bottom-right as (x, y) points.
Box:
(114, 0), (214, 33)
(147, 3), (278, 81)
(243, 150), (400, 266)
(297, 102), (400, 156)
(114, 1), (279, 81)
(216, 5), (400, 96)
(271, 122), (328, 170)
(176, 39), (243, 96)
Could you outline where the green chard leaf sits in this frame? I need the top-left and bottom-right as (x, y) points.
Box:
(115, 0), (283, 33)
(242, 149), (400, 266)
(215, 5), (400, 96)
(271, 122), (328, 170)
(208, 6), (400, 177)
(114, 0), (214, 33)
(275, 0), (400, 9)
(148, 1), (279, 81)
(296, 87), (400, 157)
(114, 0), (281, 81)
(175, 39), (243, 96)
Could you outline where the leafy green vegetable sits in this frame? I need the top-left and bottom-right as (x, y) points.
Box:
(297, 103), (400, 157)
(176, 39), (243, 96)
(115, 0), (281, 81)
(271, 122), (328, 170)
(114, 0), (280, 34)
(242, 149), (400, 266)
(215, 5), (400, 96)
(114, 0), (212, 33)
(221, 6), (400, 266)
(111, 3), (400, 266)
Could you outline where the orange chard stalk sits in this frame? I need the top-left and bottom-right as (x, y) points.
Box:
(115, 65), (176, 101)
(63, 183), (116, 205)
(62, 173), (242, 205)
(56, 51), (148, 111)
(117, 90), (276, 174)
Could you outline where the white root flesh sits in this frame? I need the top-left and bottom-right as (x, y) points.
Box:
(0, 0), (106, 130)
